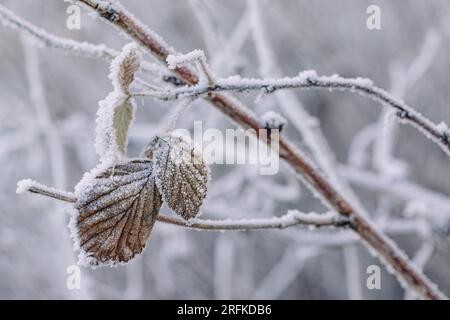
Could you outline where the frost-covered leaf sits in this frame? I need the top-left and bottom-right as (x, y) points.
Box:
(95, 93), (135, 162)
(94, 43), (141, 163)
(71, 159), (162, 267)
(110, 43), (141, 94)
(143, 135), (209, 220)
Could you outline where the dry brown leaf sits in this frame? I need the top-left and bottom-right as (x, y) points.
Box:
(71, 159), (162, 267)
(110, 43), (141, 94)
(143, 135), (209, 220)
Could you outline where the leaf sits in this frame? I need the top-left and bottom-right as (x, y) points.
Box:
(143, 135), (210, 220)
(95, 93), (135, 162)
(94, 43), (141, 163)
(109, 43), (141, 94)
(71, 159), (162, 267)
(113, 97), (134, 155)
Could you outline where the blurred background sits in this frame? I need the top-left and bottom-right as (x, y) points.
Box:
(1, 0), (450, 299)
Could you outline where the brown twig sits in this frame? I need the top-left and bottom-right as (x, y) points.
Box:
(73, 0), (447, 299)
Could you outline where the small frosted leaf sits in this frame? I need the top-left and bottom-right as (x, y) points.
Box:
(113, 97), (134, 155)
(110, 43), (141, 94)
(143, 135), (209, 220)
(71, 159), (162, 267)
(94, 43), (141, 162)
(95, 93), (135, 162)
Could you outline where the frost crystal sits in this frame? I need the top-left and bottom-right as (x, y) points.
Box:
(143, 135), (210, 220)
(71, 159), (162, 267)
(16, 179), (37, 194)
(436, 121), (449, 137)
(167, 49), (206, 70)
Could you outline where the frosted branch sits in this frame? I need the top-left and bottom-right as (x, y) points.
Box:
(22, 35), (67, 189)
(157, 210), (348, 231)
(0, 3), (116, 60)
(340, 165), (450, 217)
(135, 71), (450, 156)
(374, 30), (441, 177)
(16, 180), (347, 230)
(16, 179), (77, 203)
(167, 50), (214, 85)
(0, 3), (163, 76)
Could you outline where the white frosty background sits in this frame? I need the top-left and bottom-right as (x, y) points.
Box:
(1, 0), (450, 299)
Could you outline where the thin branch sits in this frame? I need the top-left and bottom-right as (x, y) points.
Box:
(0, 3), (116, 60)
(14, 180), (437, 249)
(16, 179), (76, 203)
(0, 3), (163, 75)
(209, 9), (251, 74)
(158, 211), (347, 230)
(374, 30), (441, 176)
(16, 181), (348, 230)
(134, 72), (450, 157)
(63, 0), (448, 299)
(22, 35), (67, 189)
(340, 165), (450, 218)
(167, 50), (215, 86)
(187, 0), (223, 57)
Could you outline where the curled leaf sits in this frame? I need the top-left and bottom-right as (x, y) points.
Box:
(71, 159), (162, 267)
(143, 135), (209, 220)
(110, 42), (141, 94)
(95, 43), (141, 163)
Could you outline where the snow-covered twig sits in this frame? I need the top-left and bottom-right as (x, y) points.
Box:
(16, 179), (76, 203)
(0, 3), (163, 75)
(187, 0), (223, 57)
(22, 35), (66, 189)
(134, 72), (450, 156)
(0, 3), (116, 60)
(167, 50), (214, 86)
(15, 180), (347, 230)
(374, 30), (441, 176)
(340, 165), (450, 217)
(209, 10), (251, 74)
(158, 210), (348, 230)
